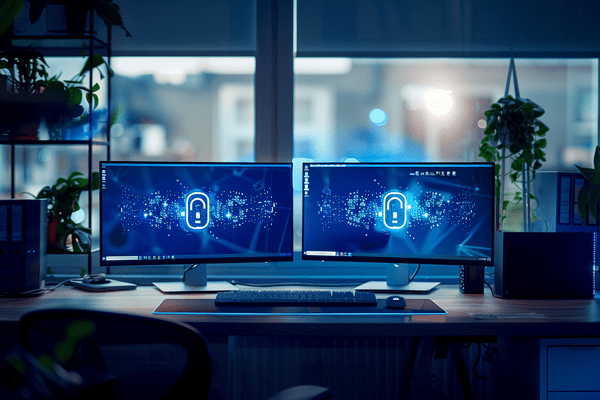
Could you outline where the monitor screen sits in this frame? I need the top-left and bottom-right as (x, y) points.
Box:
(100, 162), (293, 266)
(302, 162), (494, 266)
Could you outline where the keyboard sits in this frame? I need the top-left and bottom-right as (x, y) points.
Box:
(215, 290), (377, 306)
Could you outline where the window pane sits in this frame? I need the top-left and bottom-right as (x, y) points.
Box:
(111, 57), (255, 162)
(297, 0), (600, 55)
(294, 58), (598, 167)
(112, 1), (256, 56)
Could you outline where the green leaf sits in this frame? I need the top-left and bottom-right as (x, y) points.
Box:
(0, 0), (24, 34)
(67, 87), (83, 108)
(589, 185), (600, 222)
(594, 146), (600, 171)
(511, 158), (524, 172)
(576, 165), (600, 187)
(68, 171), (83, 180)
(535, 120), (549, 137)
(91, 172), (100, 190)
(71, 230), (91, 253)
(78, 54), (115, 78)
(534, 138), (547, 149)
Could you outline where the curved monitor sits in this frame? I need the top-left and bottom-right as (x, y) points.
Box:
(302, 162), (494, 291)
(99, 162), (293, 291)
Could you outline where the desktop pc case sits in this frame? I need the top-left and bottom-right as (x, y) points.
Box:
(494, 231), (595, 299)
(0, 199), (47, 294)
(534, 171), (600, 288)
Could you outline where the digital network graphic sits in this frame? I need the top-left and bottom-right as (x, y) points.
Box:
(303, 165), (493, 261)
(101, 164), (292, 260)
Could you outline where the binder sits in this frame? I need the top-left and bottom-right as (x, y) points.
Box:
(534, 171), (599, 269)
(535, 171), (599, 233)
(0, 204), (9, 293)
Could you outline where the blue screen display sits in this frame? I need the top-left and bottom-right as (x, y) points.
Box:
(100, 162), (293, 265)
(302, 163), (494, 265)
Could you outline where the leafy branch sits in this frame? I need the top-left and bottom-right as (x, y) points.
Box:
(478, 95), (549, 227)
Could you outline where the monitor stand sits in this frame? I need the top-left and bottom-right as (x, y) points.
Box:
(354, 263), (440, 293)
(153, 264), (238, 293)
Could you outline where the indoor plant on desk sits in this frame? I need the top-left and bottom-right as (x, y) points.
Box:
(24, 171), (100, 253)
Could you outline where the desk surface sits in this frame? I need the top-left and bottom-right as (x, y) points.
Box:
(1, 284), (599, 338)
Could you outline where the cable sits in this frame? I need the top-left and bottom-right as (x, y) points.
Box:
(409, 264), (421, 282)
(0, 278), (72, 299)
(477, 265), (501, 298)
(471, 342), (488, 380)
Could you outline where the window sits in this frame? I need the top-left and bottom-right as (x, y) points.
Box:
(293, 58), (599, 168)
(110, 57), (255, 162)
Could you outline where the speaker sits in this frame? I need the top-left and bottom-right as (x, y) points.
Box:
(494, 231), (595, 299)
(0, 199), (48, 294)
(459, 265), (484, 294)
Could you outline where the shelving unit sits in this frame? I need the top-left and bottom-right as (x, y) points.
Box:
(1, 6), (112, 274)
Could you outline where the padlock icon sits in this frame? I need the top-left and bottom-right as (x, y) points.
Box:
(186, 192), (210, 230)
(383, 192), (407, 229)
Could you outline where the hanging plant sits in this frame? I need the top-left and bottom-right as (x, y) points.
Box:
(478, 94), (549, 229)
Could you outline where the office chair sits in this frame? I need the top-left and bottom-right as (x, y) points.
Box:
(17, 308), (331, 400)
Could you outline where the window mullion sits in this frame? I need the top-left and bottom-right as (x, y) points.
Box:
(255, 0), (294, 162)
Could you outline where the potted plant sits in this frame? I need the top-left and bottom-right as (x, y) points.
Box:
(41, 53), (114, 138)
(0, 46), (113, 139)
(478, 95), (549, 231)
(576, 145), (600, 221)
(24, 171), (100, 253)
(0, 45), (50, 139)
(27, 0), (131, 37)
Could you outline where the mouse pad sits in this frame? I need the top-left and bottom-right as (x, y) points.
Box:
(153, 298), (446, 315)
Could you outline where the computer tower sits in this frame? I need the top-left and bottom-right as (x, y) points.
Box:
(494, 231), (595, 299)
(534, 171), (600, 289)
(0, 199), (48, 294)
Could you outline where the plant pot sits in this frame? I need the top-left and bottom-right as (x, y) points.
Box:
(47, 219), (59, 251)
(0, 95), (43, 140)
(45, 4), (91, 36)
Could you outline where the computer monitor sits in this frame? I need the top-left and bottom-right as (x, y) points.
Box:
(302, 162), (495, 292)
(100, 162), (293, 292)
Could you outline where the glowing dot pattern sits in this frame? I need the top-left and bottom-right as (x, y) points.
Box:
(117, 180), (279, 239)
(316, 178), (478, 237)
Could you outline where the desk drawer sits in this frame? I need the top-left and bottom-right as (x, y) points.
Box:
(547, 345), (600, 392)
(548, 393), (600, 400)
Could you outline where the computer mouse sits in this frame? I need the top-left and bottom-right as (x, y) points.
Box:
(82, 273), (108, 284)
(386, 295), (407, 309)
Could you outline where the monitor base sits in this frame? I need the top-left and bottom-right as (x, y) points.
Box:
(153, 281), (238, 293)
(354, 281), (440, 293)
(153, 264), (238, 293)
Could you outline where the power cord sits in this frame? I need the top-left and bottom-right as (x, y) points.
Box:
(409, 264), (421, 282)
(477, 266), (502, 298)
(0, 278), (72, 299)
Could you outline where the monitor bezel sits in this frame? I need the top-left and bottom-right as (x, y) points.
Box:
(99, 161), (294, 267)
(301, 161), (495, 267)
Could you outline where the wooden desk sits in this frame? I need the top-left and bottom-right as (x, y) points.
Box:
(2, 284), (599, 337)
(1, 284), (599, 400)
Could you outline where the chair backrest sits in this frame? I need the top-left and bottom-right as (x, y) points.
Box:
(19, 308), (212, 400)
